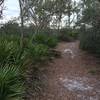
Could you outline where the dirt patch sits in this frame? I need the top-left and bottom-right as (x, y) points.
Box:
(59, 76), (100, 100)
(59, 77), (93, 91)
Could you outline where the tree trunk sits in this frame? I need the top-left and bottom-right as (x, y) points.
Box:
(19, 0), (24, 48)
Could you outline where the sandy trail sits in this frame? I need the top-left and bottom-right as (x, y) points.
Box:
(29, 41), (100, 100)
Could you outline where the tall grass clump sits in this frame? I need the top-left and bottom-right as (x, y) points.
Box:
(0, 36), (24, 66)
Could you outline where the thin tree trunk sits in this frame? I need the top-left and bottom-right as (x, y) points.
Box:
(19, 0), (24, 48)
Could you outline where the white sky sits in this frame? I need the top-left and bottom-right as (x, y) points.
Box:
(0, 0), (20, 23)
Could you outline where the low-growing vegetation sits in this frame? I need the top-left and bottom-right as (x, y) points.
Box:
(0, 65), (24, 100)
(58, 28), (79, 42)
(0, 34), (59, 99)
(32, 33), (58, 48)
(80, 29), (100, 56)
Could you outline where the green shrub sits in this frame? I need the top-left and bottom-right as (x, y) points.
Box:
(58, 28), (79, 42)
(0, 34), (58, 66)
(46, 36), (58, 48)
(33, 33), (47, 44)
(0, 40), (10, 65)
(0, 36), (24, 66)
(58, 33), (72, 42)
(0, 21), (20, 36)
(80, 29), (100, 56)
(25, 44), (50, 63)
(68, 31), (79, 39)
(0, 65), (24, 100)
(32, 33), (58, 48)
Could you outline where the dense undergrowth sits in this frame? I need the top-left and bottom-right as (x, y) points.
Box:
(0, 34), (59, 100)
(58, 28), (79, 42)
(80, 28), (100, 57)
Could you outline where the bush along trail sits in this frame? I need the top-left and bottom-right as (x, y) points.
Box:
(0, 34), (60, 100)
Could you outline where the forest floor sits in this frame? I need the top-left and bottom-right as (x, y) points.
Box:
(26, 41), (100, 100)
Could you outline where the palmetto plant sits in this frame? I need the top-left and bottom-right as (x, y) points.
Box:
(0, 37), (24, 66)
(0, 40), (9, 65)
(0, 65), (24, 100)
